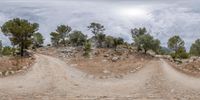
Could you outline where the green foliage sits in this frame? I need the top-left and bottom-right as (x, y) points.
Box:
(158, 47), (171, 55)
(131, 27), (151, 52)
(190, 39), (200, 56)
(56, 25), (72, 46)
(83, 40), (92, 57)
(168, 35), (188, 59)
(96, 33), (106, 48)
(170, 52), (177, 59)
(1, 46), (15, 56)
(50, 25), (72, 46)
(134, 33), (160, 54)
(104, 36), (124, 48)
(69, 30), (87, 46)
(131, 27), (147, 38)
(50, 32), (60, 47)
(170, 47), (189, 59)
(33, 32), (44, 48)
(113, 37), (124, 48)
(168, 35), (184, 52)
(1, 18), (39, 56)
(130, 28), (161, 54)
(88, 22), (105, 36)
(105, 36), (115, 48)
(0, 40), (2, 56)
(176, 47), (189, 59)
(151, 39), (161, 54)
(88, 22), (106, 48)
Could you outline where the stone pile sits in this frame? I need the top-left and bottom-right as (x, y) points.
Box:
(58, 47), (77, 58)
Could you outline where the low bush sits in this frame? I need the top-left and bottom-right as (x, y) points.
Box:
(83, 40), (92, 57)
(2, 46), (15, 56)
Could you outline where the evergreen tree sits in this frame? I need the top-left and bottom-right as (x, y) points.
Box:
(56, 25), (72, 46)
(1, 18), (39, 56)
(190, 39), (200, 56)
(33, 32), (44, 48)
(50, 32), (60, 47)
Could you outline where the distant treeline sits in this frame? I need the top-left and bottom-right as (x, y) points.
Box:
(0, 18), (200, 59)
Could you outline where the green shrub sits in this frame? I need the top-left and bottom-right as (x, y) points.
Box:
(177, 51), (189, 59)
(83, 40), (92, 57)
(2, 46), (15, 56)
(69, 30), (87, 46)
(134, 34), (160, 54)
(174, 59), (182, 64)
(190, 39), (200, 56)
(158, 47), (171, 55)
(170, 48), (189, 60)
(33, 32), (44, 48)
(176, 47), (189, 59)
(105, 36), (114, 48)
(1, 18), (39, 56)
(170, 52), (176, 59)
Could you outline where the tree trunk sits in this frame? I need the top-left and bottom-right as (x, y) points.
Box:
(20, 41), (24, 57)
(63, 38), (66, 46)
(144, 49), (147, 54)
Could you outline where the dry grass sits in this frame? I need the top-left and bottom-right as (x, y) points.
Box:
(0, 56), (35, 73)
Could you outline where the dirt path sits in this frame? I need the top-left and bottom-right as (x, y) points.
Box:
(0, 54), (200, 100)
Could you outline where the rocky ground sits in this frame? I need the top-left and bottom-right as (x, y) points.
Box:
(69, 48), (154, 79)
(37, 46), (200, 77)
(0, 47), (200, 99)
(0, 54), (200, 100)
(0, 56), (35, 77)
(37, 47), (154, 78)
(164, 56), (200, 77)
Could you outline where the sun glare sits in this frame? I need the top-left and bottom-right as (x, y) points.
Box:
(118, 7), (149, 18)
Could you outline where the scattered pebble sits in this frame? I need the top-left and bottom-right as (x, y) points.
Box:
(103, 70), (110, 74)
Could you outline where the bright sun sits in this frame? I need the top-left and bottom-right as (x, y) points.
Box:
(118, 7), (148, 18)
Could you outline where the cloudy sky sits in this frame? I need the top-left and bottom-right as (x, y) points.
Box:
(0, 0), (200, 49)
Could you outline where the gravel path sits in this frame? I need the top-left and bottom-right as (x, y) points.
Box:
(0, 54), (200, 100)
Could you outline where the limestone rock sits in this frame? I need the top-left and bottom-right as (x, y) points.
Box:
(112, 57), (119, 62)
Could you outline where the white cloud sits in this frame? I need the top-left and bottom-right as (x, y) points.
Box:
(0, 0), (200, 50)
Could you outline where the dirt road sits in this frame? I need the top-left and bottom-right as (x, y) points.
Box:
(0, 54), (200, 100)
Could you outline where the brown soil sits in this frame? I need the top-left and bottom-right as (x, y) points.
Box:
(165, 59), (200, 77)
(1, 55), (200, 99)
(37, 47), (154, 78)
(69, 48), (154, 77)
(183, 60), (200, 73)
(0, 56), (35, 76)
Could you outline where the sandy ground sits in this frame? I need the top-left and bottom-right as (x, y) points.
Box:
(0, 56), (35, 73)
(0, 54), (200, 100)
